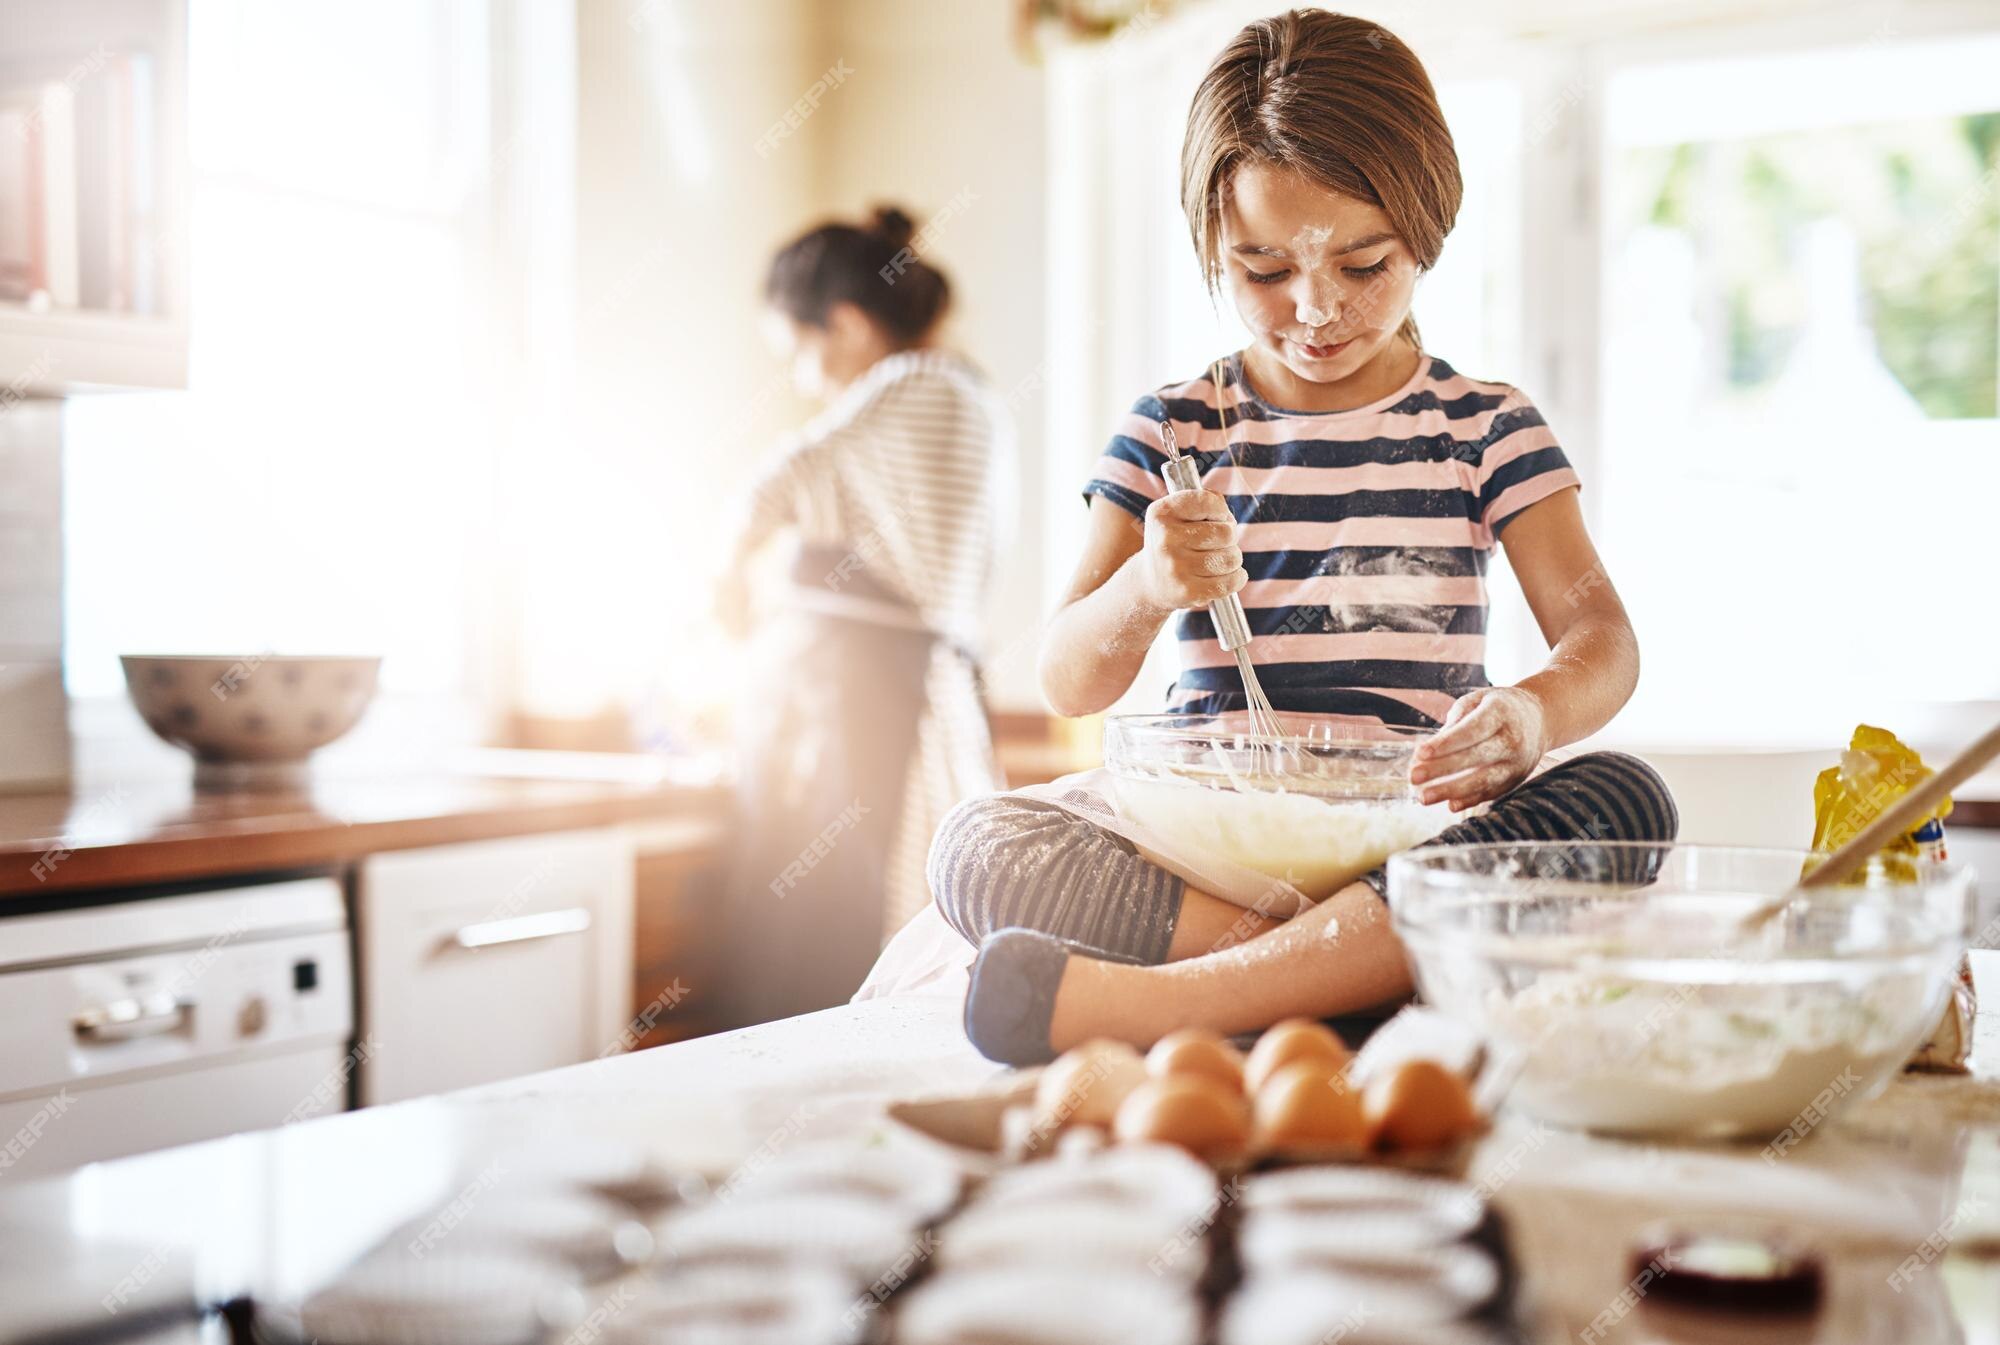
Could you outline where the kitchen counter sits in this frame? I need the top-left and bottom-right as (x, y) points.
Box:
(0, 754), (730, 899)
(3, 982), (1999, 1340)
(0, 996), (1002, 1328)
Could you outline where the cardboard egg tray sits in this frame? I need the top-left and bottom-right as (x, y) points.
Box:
(885, 1069), (1482, 1178)
(887, 1005), (1502, 1177)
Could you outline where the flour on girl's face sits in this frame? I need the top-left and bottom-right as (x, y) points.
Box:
(1290, 224), (1339, 261)
(1289, 225), (1341, 329)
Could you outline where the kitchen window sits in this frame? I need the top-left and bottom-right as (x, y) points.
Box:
(60, 0), (501, 706)
(1593, 24), (2000, 743)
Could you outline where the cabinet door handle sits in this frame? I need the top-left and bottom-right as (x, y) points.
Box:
(442, 906), (592, 952)
(74, 994), (191, 1042)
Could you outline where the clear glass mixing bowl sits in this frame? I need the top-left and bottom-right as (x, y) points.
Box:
(1387, 842), (1975, 1139)
(1102, 712), (1452, 900)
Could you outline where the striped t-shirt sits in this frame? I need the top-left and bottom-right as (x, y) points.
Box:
(1084, 353), (1579, 728)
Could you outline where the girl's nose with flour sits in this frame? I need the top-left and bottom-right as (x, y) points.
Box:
(1296, 284), (1335, 334)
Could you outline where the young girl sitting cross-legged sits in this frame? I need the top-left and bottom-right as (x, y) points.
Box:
(906, 8), (1677, 1063)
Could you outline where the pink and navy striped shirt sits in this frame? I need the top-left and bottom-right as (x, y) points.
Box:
(1085, 353), (1580, 728)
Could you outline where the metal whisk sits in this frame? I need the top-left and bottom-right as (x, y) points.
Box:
(1159, 417), (1288, 770)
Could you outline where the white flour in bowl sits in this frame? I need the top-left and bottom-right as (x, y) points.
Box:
(1488, 972), (1936, 1137)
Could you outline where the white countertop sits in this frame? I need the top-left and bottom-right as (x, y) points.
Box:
(4, 982), (1998, 1339)
(454, 984), (2000, 1340)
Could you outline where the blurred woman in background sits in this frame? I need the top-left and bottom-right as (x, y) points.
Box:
(710, 205), (1013, 1025)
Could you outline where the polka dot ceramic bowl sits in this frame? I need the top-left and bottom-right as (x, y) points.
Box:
(120, 654), (382, 791)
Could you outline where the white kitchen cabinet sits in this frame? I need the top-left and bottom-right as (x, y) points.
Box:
(355, 829), (634, 1106)
(1, 0), (191, 393)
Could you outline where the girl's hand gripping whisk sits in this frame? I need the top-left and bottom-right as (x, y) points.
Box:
(1136, 426), (1246, 614)
(1154, 420), (1286, 755)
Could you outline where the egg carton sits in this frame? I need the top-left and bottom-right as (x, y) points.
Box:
(885, 1006), (1499, 1179)
(871, 1152), (1532, 1345)
(236, 1126), (1534, 1345)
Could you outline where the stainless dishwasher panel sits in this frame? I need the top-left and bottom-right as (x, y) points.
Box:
(0, 877), (353, 1179)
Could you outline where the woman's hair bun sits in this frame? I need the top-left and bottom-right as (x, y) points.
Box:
(870, 205), (916, 249)
(765, 204), (952, 345)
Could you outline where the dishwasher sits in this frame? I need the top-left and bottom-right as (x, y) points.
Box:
(0, 876), (354, 1181)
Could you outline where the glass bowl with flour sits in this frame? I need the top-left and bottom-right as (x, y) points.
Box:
(1388, 842), (1974, 1139)
(1103, 712), (1452, 901)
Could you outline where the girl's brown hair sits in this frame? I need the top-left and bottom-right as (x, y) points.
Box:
(765, 205), (951, 347)
(1181, 9), (1461, 347)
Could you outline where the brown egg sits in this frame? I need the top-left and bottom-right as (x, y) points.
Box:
(1145, 1029), (1247, 1094)
(1253, 1060), (1368, 1151)
(1363, 1059), (1481, 1152)
(1243, 1019), (1353, 1095)
(1032, 1039), (1147, 1132)
(1114, 1075), (1251, 1158)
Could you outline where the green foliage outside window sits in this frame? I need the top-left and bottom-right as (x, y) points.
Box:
(1620, 112), (1999, 419)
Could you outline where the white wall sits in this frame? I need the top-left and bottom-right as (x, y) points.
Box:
(555, 0), (829, 717)
(0, 398), (71, 789)
(819, 0), (1049, 709)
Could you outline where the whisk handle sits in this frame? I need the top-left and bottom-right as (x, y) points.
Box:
(1159, 455), (1253, 654)
(1161, 455), (1203, 494)
(1208, 595), (1253, 653)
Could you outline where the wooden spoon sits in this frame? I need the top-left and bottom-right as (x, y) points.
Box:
(1738, 719), (2000, 931)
